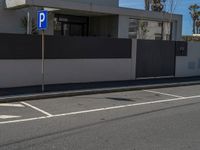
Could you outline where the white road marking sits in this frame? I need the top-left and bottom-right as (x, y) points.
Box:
(1, 94), (200, 125)
(21, 102), (53, 117)
(0, 103), (25, 107)
(144, 90), (184, 98)
(0, 115), (21, 119)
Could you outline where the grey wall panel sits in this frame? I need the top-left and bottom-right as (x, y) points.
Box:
(45, 36), (131, 59)
(0, 34), (131, 59)
(0, 34), (41, 59)
(136, 40), (176, 78)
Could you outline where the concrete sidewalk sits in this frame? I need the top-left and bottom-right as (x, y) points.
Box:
(0, 76), (200, 102)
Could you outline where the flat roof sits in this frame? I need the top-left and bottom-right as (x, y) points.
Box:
(6, 0), (182, 21)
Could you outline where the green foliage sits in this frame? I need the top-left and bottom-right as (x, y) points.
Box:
(151, 0), (164, 12)
(189, 4), (200, 34)
(31, 18), (38, 34)
(140, 22), (149, 33)
(20, 16), (28, 33)
(20, 16), (38, 34)
(139, 21), (149, 39)
(144, 0), (150, 11)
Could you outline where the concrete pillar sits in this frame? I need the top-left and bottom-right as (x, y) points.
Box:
(118, 15), (129, 38)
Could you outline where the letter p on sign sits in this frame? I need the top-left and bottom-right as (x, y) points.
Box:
(37, 10), (48, 30)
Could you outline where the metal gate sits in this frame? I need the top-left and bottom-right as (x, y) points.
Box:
(136, 40), (176, 78)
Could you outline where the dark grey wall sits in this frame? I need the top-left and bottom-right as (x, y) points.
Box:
(0, 34), (132, 59)
(136, 40), (176, 78)
(0, 34), (41, 59)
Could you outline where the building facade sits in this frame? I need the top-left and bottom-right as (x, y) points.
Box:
(1, 0), (182, 40)
(1, 0), (197, 89)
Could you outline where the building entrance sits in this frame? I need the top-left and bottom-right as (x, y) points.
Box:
(54, 14), (88, 36)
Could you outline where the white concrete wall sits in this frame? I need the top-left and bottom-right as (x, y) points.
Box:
(45, 59), (132, 85)
(118, 15), (129, 38)
(0, 58), (134, 88)
(0, 0), (25, 34)
(0, 60), (41, 88)
(0, 1), (42, 35)
(176, 42), (200, 77)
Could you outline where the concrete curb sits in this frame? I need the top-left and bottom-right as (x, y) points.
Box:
(1, 81), (200, 103)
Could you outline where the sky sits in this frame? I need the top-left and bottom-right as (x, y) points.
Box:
(119, 0), (200, 35)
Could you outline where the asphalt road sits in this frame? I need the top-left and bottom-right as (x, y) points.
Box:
(1, 84), (200, 150)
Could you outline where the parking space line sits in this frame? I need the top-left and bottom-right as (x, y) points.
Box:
(21, 102), (53, 117)
(0, 115), (21, 119)
(144, 90), (184, 98)
(0, 103), (25, 107)
(1, 94), (200, 125)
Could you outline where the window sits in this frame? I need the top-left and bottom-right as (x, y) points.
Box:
(54, 14), (88, 36)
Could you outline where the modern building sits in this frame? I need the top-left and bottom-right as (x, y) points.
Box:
(1, 0), (199, 90)
(2, 0), (182, 40)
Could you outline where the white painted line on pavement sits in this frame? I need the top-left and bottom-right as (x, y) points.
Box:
(0, 103), (25, 107)
(1, 94), (200, 125)
(0, 115), (21, 119)
(144, 90), (184, 98)
(21, 102), (53, 117)
(0, 116), (48, 124)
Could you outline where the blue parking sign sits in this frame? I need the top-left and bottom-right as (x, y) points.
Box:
(37, 10), (48, 30)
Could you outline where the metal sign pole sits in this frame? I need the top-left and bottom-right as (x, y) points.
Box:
(37, 10), (48, 92)
(42, 30), (45, 92)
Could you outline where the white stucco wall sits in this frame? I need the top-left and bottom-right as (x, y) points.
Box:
(176, 42), (200, 77)
(0, 1), (41, 34)
(0, 0), (25, 34)
(0, 59), (134, 88)
(118, 15), (129, 38)
(45, 59), (132, 85)
(0, 60), (41, 88)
